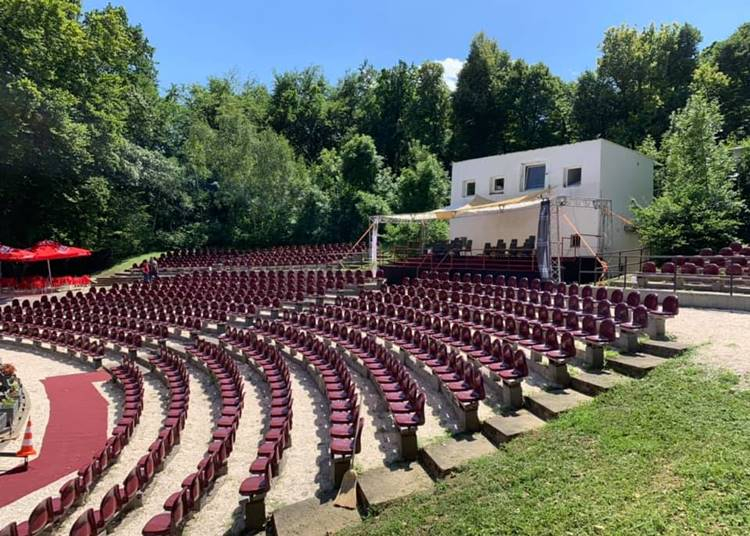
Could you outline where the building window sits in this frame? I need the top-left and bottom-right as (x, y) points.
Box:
(463, 180), (476, 197)
(523, 164), (546, 190)
(570, 234), (581, 248)
(565, 167), (582, 187)
(490, 177), (505, 194)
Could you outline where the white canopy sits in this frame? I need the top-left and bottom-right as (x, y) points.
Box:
(374, 191), (547, 224)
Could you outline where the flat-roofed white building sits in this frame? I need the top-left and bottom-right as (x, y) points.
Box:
(449, 139), (654, 258)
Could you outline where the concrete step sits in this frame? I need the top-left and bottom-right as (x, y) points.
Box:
(606, 354), (668, 378)
(639, 339), (689, 358)
(357, 462), (434, 513)
(569, 369), (630, 397)
(482, 409), (545, 446)
(525, 389), (593, 421)
(271, 496), (361, 536)
(419, 433), (497, 479)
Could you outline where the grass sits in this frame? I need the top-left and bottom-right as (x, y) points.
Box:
(343, 354), (750, 536)
(93, 251), (163, 278)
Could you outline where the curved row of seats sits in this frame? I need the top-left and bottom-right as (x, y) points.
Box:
(156, 243), (366, 269)
(0, 360), (143, 536)
(272, 315), (426, 459)
(398, 275), (680, 318)
(256, 321), (364, 477)
(139, 340), (244, 535)
(280, 310), (486, 432)
(69, 349), (190, 535)
(212, 329), (295, 531)
(310, 305), (532, 389)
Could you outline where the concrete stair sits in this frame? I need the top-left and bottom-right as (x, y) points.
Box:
(357, 462), (434, 513)
(419, 433), (497, 479)
(569, 368), (630, 396)
(605, 353), (668, 378)
(524, 388), (594, 421)
(271, 496), (361, 536)
(482, 409), (545, 446)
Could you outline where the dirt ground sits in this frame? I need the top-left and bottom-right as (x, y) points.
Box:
(663, 307), (750, 385)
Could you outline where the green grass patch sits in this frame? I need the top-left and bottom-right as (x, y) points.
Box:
(344, 356), (750, 535)
(93, 252), (163, 278)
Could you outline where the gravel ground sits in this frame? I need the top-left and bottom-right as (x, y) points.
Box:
(182, 362), (267, 536)
(664, 307), (750, 385)
(113, 360), (218, 535)
(0, 346), (114, 529)
(265, 359), (332, 511)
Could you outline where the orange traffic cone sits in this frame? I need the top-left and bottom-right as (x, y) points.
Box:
(16, 419), (37, 457)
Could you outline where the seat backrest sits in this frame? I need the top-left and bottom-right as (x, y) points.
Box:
(599, 319), (616, 341)
(28, 497), (52, 534)
(662, 295), (679, 315)
(560, 333), (576, 357)
(99, 485), (121, 524)
(69, 509), (97, 536)
(58, 478), (78, 511)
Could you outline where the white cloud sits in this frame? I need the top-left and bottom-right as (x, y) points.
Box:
(435, 57), (464, 91)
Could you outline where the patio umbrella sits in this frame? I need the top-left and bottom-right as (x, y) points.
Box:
(29, 240), (92, 286)
(0, 244), (35, 280)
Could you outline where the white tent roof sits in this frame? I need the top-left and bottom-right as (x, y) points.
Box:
(375, 191), (547, 223)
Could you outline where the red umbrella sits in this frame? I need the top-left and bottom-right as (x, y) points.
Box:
(29, 240), (92, 286)
(0, 244), (35, 262)
(29, 240), (91, 261)
(0, 244), (35, 282)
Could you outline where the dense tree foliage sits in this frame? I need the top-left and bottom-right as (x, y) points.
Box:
(1, 1), (749, 258)
(573, 23), (702, 146)
(702, 23), (750, 138)
(632, 93), (744, 254)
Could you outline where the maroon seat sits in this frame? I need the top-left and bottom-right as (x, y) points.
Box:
(141, 489), (186, 536)
(16, 497), (53, 536)
(239, 465), (272, 497)
(69, 509), (98, 536)
(330, 418), (364, 456)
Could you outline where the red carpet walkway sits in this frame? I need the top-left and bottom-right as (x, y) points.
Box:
(0, 370), (110, 507)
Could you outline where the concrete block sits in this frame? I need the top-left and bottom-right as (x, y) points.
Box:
(357, 463), (433, 513)
(419, 433), (496, 479)
(482, 409), (545, 445)
(583, 345), (604, 370)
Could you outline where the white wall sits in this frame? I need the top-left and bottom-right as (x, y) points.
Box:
(450, 205), (540, 252)
(450, 140), (603, 205)
(599, 140), (653, 254)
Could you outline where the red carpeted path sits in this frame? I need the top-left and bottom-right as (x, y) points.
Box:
(0, 370), (110, 507)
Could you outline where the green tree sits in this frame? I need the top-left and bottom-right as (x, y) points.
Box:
(505, 61), (569, 150)
(733, 139), (750, 242)
(405, 62), (451, 162)
(451, 33), (512, 160)
(702, 23), (750, 138)
(573, 23), (701, 146)
(329, 62), (377, 142)
(340, 134), (383, 192)
(394, 144), (449, 214)
(269, 67), (333, 161)
(632, 93), (744, 254)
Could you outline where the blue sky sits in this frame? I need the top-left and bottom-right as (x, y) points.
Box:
(84, 0), (750, 91)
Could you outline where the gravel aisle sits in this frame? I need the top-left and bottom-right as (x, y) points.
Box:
(182, 362), (266, 536)
(113, 361), (217, 534)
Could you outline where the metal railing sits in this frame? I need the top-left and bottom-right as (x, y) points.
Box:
(584, 251), (749, 296)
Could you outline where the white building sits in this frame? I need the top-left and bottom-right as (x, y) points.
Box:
(449, 139), (654, 258)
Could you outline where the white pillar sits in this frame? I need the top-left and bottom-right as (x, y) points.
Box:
(370, 217), (379, 277)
